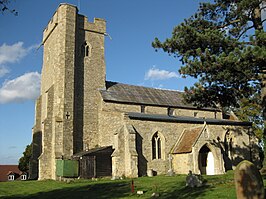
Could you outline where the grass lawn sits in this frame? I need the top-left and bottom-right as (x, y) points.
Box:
(0, 171), (263, 199)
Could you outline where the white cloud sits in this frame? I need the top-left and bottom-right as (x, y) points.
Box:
(0, 66), (9, 78)
(0, 42), (37, 78)
(145, 67), (179, 80)
(0, 72), (41, 104)
(0, 42), (29, 65)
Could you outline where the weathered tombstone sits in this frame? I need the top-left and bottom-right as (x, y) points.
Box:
(147, 169), (153, 177)
(151, 192), (160, 197)
(186, 170), (203, 188)
(234, 160), (264, 199)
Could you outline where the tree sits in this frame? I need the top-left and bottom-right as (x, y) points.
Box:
(152, 0), (265, 140)
(18, 144), (32, 172)
(0, 0), (17, 15)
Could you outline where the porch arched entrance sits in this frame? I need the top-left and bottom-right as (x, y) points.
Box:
(198, 145), (215, 175)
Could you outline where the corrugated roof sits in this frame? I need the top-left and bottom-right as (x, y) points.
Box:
(100, 81), (218, 111)
(172, 127), (203, 154)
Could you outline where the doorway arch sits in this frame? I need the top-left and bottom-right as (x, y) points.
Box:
(198, 145), (215, 175)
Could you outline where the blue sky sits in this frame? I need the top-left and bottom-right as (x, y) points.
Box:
(0, 0), (207, 164)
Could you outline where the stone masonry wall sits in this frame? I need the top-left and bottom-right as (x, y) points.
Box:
(75, 14), (106, 151)
(39, 86), (54, 179)
(172, 153), (193, 174)
(98, 99), (252, 176)
(98, 100), (221, 148)
(38, 4), (77, 179)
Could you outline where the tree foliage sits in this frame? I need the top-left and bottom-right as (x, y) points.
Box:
(0, 0), (17, 15)
(152, 0), (265, 138)
(18, 144), (32, 172)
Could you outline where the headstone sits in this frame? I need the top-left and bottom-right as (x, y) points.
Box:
(137, 190), (144, 195)
(151, 192), (160, 197)
(147, 169), (153, 177)
(234, 160), (264, 199)
(167, 169), (174, 176)
(186, 170), (203, 188)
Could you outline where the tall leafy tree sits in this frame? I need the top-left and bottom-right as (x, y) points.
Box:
(152, 0), (265, 140)
(18, 144), (32, 172)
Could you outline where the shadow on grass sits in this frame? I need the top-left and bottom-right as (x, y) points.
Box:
(158, 182), (212, 199)
(1, 181), (133, 199)
(0, 177), (219, 199)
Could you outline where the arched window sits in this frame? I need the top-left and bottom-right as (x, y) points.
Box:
(152, 132), (162, 159)
(224, 131), (234, 159)
(85, 45), (89, 57)
(81, 41), (91, 57)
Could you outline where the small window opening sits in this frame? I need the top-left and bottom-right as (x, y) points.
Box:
(85, 45), (89, 57)
(168, 107), (174, 116)
(81, 41), (90, 57)
(66, 112), (70, 119)
(21, 174), (27, 180)
(194, 112), (198, 117)
(152, 132), (162, 159)
(8, 175), (14, 181)
(141, 105), (145, 113)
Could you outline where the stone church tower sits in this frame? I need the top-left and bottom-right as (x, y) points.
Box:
(30, 3), (261, 180)
(31, 4), (106, 179)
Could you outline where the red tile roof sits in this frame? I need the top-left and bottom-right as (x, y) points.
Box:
(172, 127), (203, 154)
(0, 165), (21, 182)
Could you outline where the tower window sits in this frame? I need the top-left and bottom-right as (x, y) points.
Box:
(152, 132), (162, 159)
(140, 105), (145, 113)
(85, 45), (89, 57)
(167, 107), (174, 116)
(81, 41), (91, 57)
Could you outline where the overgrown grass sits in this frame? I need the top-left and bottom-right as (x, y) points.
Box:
(0, 171), (261, 199)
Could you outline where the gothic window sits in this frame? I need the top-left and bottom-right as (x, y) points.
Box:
(81, 41), (91, 57)
(85, 45), (89, 57)
(224, 131), (233, 159)
(152, 132), (162, 159)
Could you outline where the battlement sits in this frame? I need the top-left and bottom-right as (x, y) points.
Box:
(43, 4), (106, 44)
(43, 11), (58, 43)
(42, 4), (77, 44)
(78, 15), (106, 34)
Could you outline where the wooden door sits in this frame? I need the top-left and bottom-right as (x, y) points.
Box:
(80, 156), (96, 178)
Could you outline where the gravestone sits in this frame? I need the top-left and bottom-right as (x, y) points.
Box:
(186, 170), (203, 188)
(234, 160), (264, 199)
(147, 169), (153, 177)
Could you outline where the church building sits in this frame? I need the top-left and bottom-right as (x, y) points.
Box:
(30, 4), (260, 180)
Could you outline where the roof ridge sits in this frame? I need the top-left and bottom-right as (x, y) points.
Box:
(105, 80), (183, 93)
